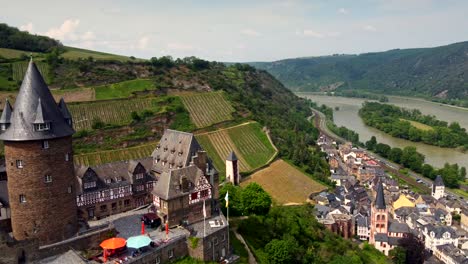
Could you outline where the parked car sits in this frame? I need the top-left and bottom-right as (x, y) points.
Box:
(141, 213), (161, 228)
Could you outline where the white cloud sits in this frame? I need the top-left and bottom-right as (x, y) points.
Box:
(137, 36), (150, 50)
(363, 25), (377, 32)
(45, 19), (80, 40)
(301, 29), (324, 38)
(240, 28), (261, 37)
(81, 31), (95, 41)
(338, 8), (349, 14)
(167, 42), (194, 51)
(20, 22), (34, 33)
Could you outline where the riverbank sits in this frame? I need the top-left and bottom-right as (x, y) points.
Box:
(300, 93), (468, 169)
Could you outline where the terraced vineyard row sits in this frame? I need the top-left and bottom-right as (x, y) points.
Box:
(181, 92), (235, 128)
(74, 141), (158, 166)
(69, 98), (153, 131)
(195, 122), (277, 177)
(12, 61), (49, 82)
(227, 122), (276, 169)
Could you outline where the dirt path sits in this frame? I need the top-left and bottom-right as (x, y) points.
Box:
(233, 228), (257, 264)
(194, 121), (254, 136)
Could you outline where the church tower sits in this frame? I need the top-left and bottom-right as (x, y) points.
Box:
(369, 181), (388, 244)
(432, 175), (445, 200)
(0, 60), (77, 245)
(226, 151), (239, 185)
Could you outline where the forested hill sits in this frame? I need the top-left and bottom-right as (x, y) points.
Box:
(250, 41), (468, 101)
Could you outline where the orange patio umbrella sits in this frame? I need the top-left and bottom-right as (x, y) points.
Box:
(100, 237), (127, 250)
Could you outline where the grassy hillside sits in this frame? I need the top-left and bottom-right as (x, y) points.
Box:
(62, 46), (141, 62)
(251, 41), (468, 104)
(180, 91), (235, 128)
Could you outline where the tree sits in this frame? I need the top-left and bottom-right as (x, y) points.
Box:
(460, 167), (466, 180)
(388, 147), (403, 163)
(421, 164), (435, 179)
(264, 239), (297, 264)
(241, 183), (272, 215)
(397, 234), (428, 264)
(375, 143), (391, 158)
(219, 183), (242, 216)
(389, 247), (406, 264)
(401, 146), (425, 172)
(365, 136), (377, 150)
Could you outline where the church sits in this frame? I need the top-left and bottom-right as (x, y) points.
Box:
(369, 181), (410, 255)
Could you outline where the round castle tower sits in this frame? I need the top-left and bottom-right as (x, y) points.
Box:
(0, 60), (77, 245)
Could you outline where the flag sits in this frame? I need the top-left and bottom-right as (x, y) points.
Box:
(225, 191), (229, 208)
(203, 199), (207, 218)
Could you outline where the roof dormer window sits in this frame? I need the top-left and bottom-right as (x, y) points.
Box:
(34, 122), (50, 131)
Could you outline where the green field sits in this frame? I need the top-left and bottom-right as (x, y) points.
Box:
(0, 48), (41, 59)
(74, 141), (157, 166)
(94, 79), (156, 100)
(69, 98), (153, 131)
(62, 46), (140, 62)
(399, 118), (434, 131)
(181, 92), (235, 128)
(196, 122), (277, 176)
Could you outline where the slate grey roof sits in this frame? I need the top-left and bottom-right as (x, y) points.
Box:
(152, 165), (206, 200)
(434, 175), (444, 187)
(151, 129), (202, 173)
(0, 60), (74, 141)
(58, 98), (72, 119)
(374, 233), (388, 242)
(388, 221), (410, 233)
(37, 249), (87, 264)
(0, 99), (12, 124)
(435, 244), (468, 264)
(227, 151), (238, 161)
(375, 181), (386, 209)
(425, 224), (457, 239)
(356, 214), (369, 227)
(189, 213), (228, 238)
(388, 237), (402, 246)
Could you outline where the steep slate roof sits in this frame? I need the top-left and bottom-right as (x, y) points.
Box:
(151, 129), (202, 173)
(58, 98), (72, 120)
(388, 221), (410, 233)
(434, 175), (444, 187)
(152, 165), (206, 200)
(227, 151), (238, 161)
(0, 60), (74, 141)
(435, 244), (468, 264)
(0, 99), (12, 124)
(375, 181), (386, 209)
(425, 224), (457, 239)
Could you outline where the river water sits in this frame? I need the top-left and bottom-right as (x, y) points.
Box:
(297, 93), (468, 169)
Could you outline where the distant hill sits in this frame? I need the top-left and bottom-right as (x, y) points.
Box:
(250, 41), (468, 101)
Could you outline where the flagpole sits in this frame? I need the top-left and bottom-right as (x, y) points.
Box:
(227, 202), (230, 257)
(203, 199), (206, 237)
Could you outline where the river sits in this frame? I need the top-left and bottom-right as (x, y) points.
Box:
(297, 93), (468, 169)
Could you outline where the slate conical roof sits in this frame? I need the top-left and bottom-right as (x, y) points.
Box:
(0, 60), (74, 141)
(375, 181), (386, 209)
(227, 151), (238, 161)
(434, 175), (444, 187)
(0, 99), (13, 124)
(58, 98), (72, 120)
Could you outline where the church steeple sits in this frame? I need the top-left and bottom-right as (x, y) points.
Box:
(375, 181), (386, 209)
(0, 60), (74, 141)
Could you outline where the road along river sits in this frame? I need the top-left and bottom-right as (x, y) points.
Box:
(298, 93), (468, 169)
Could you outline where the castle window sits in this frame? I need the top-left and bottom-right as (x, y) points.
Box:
(214, 237), (219, 245)
(65, 153), (70, 161)
(0, 124), (6, 131)
(222, 233), (226, 241)
(178, 151), (183, 156)
(169, 163), (173, 169)
(42, 140), (49, 149)
(168, 249), (174, 259)
(105, 179), (111, 184)
(124, 199), (131, 207)
(155, 255), (161, 264)
(44, 175), (52, 183)
(171, 149), (175, 154)
(68, 185), (73, 193)
(100, 205), (107, 212)
(34, 122), (50, 131)
(136, 173), (144, 180)
(16, 160), (23, 169)
(19, 195), (26, 203)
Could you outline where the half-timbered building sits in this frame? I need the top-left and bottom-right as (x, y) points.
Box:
(75, 158), (155, 220)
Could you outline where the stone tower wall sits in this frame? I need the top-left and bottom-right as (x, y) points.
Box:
(5, 136), (78, 245)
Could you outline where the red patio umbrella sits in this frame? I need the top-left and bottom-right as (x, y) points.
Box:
(100, 237), (126, 249)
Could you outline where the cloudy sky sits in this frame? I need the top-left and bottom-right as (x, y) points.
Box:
(1, 0), (468, 62)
